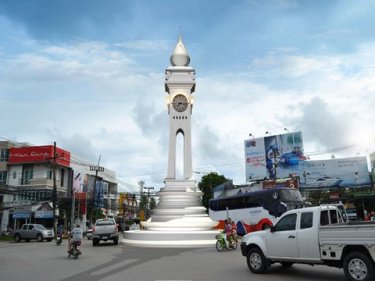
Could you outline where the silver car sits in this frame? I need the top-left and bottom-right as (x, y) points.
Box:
(14, 224), (54, 242)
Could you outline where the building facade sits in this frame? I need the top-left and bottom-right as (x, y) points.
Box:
(0, 140), (118, 232)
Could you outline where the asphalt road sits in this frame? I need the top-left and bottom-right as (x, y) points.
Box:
(0, 237), (345, 281)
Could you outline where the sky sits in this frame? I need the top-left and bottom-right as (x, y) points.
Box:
(1, 0), (375, 193)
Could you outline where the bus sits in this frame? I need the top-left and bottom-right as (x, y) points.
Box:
(208, 187), (304, 236)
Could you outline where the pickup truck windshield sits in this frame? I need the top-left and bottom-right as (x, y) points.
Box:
(35, 224), (46, 230)
(279, 189), (303, 202)
(96, 220), (115, 226)
(279, 189), (304, 211)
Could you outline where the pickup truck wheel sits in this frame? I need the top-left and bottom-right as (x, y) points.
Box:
(36, 234), (43, 242)
(344, 251), (374, 281)
(247, 247), (268, 274)
(92, 239), (99, 246)
(113, 238), (119, 245)
(14, 234), (21, 243)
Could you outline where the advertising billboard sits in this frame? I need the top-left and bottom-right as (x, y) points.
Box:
(9, 145), (70, 167)
(299, 157), (371, 189)
(244, 131), (306, 181)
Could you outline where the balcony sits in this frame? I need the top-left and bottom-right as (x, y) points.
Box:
(19, 178), (60, 187)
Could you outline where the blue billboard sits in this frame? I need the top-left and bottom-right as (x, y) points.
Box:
(245, 131), (306, 181)
(299, 157), (371, 189)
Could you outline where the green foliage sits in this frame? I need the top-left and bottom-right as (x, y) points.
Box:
(0, 235), (13, 241)
(198, 172), (228, 212)
(139, 193), (155, 220)
(149, 197), (157, 210)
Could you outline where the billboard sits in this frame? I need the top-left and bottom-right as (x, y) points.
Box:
(94, 181), (104, 208)
(244, 131), (306, 181)
(9, 145), (70, 167)
(298, 157), (371, 189)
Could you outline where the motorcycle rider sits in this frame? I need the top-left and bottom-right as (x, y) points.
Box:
(68, 224), (83, 255)
(56, 224), (63, 245)
(229, 218), (237, 244)
(224, 219), (232, 248)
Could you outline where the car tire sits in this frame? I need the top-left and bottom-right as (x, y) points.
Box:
(113, 237), (119, 245)
(46, 238), (52, 242)
(36, 234), (43, 242)
(344, 251), (374, 281)
(14, 234), (21, 243)
(92, 239), (99, 246)
(247, 247), (269, 274)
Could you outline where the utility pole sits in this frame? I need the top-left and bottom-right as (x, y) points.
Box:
(90, 155), (103, 223)
(52, 142), (57, 235)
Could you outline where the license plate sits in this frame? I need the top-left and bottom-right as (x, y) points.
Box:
(102, 236), (108, 239)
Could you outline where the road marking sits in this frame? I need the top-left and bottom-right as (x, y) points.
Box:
(90, 259), (138, 275)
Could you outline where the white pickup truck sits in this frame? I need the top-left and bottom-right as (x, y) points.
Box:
(92, 218), (119, 246)
(241, 205), (375, 281)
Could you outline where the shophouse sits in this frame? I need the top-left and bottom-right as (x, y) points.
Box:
(1, 143), (72, 230)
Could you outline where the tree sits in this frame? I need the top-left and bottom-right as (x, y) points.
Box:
(139, 194), (148, 218)
(198, 172), (228, 211)
(149, 197), (157, 211)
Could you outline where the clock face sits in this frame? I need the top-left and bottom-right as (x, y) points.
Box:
(172, 94), (188, 112)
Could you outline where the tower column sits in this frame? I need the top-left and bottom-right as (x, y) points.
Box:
(167, 128), (176, 179)
(184, 122), (192, 180)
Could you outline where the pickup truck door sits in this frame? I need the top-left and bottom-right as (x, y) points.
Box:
(266, 213), (299, 258)
(27, 225), (36, 239)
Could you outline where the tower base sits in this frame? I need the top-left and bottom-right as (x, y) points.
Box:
(121, 180), (219, 248)
(121, 229), (219, 248)
(121, 215), (220, 248)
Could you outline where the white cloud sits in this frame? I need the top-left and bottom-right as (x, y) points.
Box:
(2, 37), (375, 189)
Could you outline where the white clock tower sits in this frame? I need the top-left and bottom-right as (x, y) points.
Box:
(122, 36), (219, 247)
(165, 34), (195, 182)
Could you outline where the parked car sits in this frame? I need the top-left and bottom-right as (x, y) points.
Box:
(129, 223), (140, 231)
(14, 224), (54, 242)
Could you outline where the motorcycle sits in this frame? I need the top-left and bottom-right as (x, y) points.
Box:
(68, 241), (82, 259)
(56, 233), (63, 246)
(215, 231), (238, 252)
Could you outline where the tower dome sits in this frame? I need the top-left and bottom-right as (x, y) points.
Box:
(170, 35), (190, 67)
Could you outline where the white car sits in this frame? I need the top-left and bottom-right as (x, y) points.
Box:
(129, 223), (140, 230)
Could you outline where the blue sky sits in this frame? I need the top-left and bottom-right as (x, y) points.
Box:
(1, 0), (375, 192)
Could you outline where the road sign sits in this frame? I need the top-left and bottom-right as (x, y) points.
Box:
(90, 166), (104, 172)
